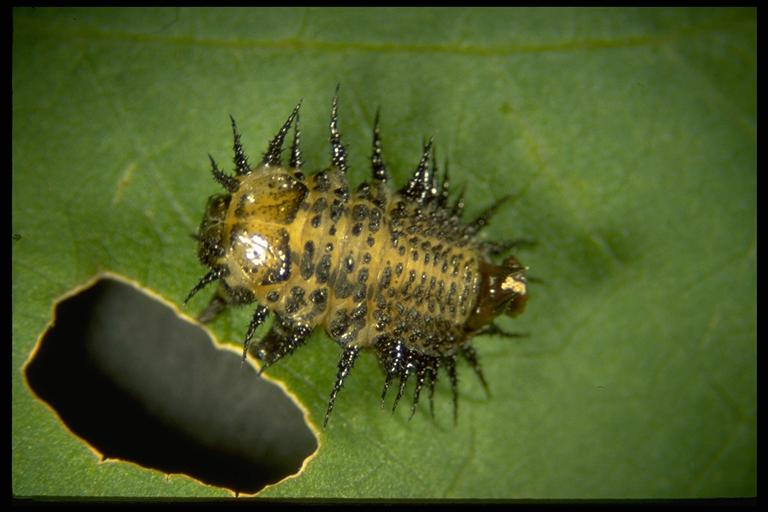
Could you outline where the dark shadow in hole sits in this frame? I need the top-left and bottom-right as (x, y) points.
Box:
(25, 277), (317, 495)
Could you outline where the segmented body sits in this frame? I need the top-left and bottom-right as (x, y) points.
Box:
(186, 89), (529, 426)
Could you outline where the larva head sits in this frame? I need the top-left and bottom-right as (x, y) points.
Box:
(466, 257), (528, 331)
(187, 103), (307, 307)
(206, 171), (308, 288)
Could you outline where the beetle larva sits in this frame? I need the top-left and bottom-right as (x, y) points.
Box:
(186, 88), (528, 427)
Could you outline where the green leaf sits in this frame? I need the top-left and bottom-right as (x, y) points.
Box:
(13, 7), (755, 498)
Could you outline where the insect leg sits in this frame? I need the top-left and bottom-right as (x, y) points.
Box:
(196, 287), (229, 324)
(483, 237), (538, 256)
(253, 315), (311, 374)
(476, 323), (529, 339)
(459, 345), (490, 397)
(241, 305), (269, 365)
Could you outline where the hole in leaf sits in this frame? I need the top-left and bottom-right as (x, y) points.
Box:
(25, 276), (317, 495)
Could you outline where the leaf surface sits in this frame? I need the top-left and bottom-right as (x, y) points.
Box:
(12, 7), (755, 498)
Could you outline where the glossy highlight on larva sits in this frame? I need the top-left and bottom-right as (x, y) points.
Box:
(185, 88), (529, 427)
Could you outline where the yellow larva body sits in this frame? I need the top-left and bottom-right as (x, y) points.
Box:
(186, 90), (528, 426)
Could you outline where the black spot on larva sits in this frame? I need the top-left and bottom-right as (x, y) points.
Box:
(312, 197), (327, 213)
(374, 309), (391, 331)
(300, 242), (315, 280)
(316, 254), (332, 284)
(333, 186), (348, 201)
(260, 229), (291, 285)
(187, 90), (529, 427)
(313, 170), (330, 192)
(285, 286), (306, 315)
(379, 266), (392, 289)
(330, 199), (344, 222)
(354, 283), (367, 302)
(329, 309), (350, 338)
(352, 204), (368, 221)
(310, 288), (327, 309)
(344, 255), (355, 273)
(368, 209), (381, 232)
(228, 285), (255, 304)
(333, 269), (354, 299)
(350, 302), (367, 321)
